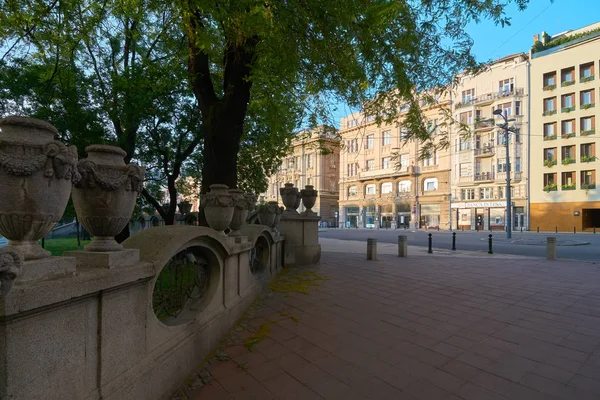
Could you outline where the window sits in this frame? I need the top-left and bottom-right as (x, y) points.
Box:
(580, 62), (594, 79)
(460, 111), (473, 124)
(347, 163), (358, 177)
(459, 163), (472, 177)
(461, 189), (475, 200)
(423, 178), (438, 192)
(543, 97), (556, 113)
(496, 102), (512, 117)
(562, 120), (575, 136)
(514, 128), (521, 143)
(497, 159), (507, 173)
(581, 143), (596, 161)
(515, 101), (522, 116)
(581, 116), (595, 133)
(347, 139), (358, 153)
(462, 89), (475, 103)
(581, 170), (596, 187)
(365, 184), (376, 195)
(459, 138), (471, 151)
(562, 93), (575, 108)
(307, 154), (313, 168)
(366, 135), (374, 149)
(562, 145), (575, 163)
(544, 148), (556, 162)
(348, 186), (358, 197)
(480, 187), (493, 200)
(382, 131), (391, 146)
(544, 173), (556, 185)
(543, 72), (556, 87)
(366, 159), (374, 171)
(499, 78), (514, 94)
(288, 158), (295, 169)
(581, 89), (595, 106)
(428, 119), (439, 135)
(544, 122), (557, 139)
(400, 127), (409, 141)
(398, 180), (411, 193)
(400, 154), (410, 168)
(561, 67), (575, 84)
(382, 157), (391, 169)
(497, 133), (506, 145)
(307, 177), (312, 186)
(381, 182), (393, 194)
(562, 171), (575, 188)
(422, 151), (438, 167)
(498, 187), (505, 199)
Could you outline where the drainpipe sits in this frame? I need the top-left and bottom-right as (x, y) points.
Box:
(526, 59), (531, 230)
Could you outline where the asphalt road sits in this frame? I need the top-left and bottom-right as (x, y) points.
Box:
(319, 228), (600, 262)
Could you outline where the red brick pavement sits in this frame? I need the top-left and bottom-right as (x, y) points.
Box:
(182, 252), (600, 400)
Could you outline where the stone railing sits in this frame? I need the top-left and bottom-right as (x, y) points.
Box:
(0, 117), (321, 400)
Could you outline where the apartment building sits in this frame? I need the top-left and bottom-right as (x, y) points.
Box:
(450, 53), (530, 231)
(530, 23), (600, 231)
(338, 96), (452, 229)
(262, 126), (340, 226)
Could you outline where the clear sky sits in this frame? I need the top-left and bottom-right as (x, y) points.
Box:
(330, 0), (600, 127)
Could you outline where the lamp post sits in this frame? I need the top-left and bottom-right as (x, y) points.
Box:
(493, 109), (518, 239)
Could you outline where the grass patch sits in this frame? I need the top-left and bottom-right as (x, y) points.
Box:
(244, 322), (272, 352)
(268, 269), (329, 297)
(42, 238), (90, 256)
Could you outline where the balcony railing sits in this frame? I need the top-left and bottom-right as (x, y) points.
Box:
(474, 145), (495, 157)
(474, 172), (495, 181)
(496, 172), (522, 182)
(455, 88), (524, 109)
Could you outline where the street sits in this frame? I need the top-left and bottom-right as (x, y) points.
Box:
(319, 228), (600, 261)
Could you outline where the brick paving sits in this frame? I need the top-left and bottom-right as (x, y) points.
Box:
(181, 250), (600, 400)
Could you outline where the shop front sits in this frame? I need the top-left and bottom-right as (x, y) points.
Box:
(451, 201), (518, 231)
(345, 206), (360, 228)
(420, 204), (441, 229)
(380, 204), (394, 228)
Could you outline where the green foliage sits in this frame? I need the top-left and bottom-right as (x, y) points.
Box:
(544, 159), (557, 167)
(562, 157), (575, 165)
(582, 183), (596, 190)
(532, 27), (600, 54)
(543, 183), (557, 192)
(42, 238), (91, 256)
(581, 155), (597, 163)
(562, 183), (576, 190)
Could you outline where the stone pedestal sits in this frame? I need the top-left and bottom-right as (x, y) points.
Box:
(65, 249), (140, 269)
(280, 213), (321, 267)
(546, 237), (557, 260)
(18, 256), (76, 282)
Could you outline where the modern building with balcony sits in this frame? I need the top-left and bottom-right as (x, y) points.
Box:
(337, 96), (452, 229)
(450, 53), (529, 231)
(530, 23), (600, 231)
(262, 126), (340, 226)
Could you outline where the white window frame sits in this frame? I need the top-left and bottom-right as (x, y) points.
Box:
(423, 178), (438, 192)
(365, 184), (376, 195)
(398, 180), (411, 193)
(382, 131), (392, 146)
(366, 135), (374, 149)
(381, 182), (393, 194)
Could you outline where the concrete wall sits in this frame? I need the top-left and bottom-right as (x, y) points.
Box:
(0, 225), (284, 400)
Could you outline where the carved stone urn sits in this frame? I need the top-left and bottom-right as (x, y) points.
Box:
(0, 248), (22, 298)
(178, 201), (192, 215)
(245, 193), (257, 213)
(300, 185), (318, 215)
(257, 201), (278, 228)
(0, 117), (79, 260)
(228, 189), (248, 236)
(293, 192), (301, 211)
(72, 145), (144, 252)
(280, 183), (300, 214)
(202, 184), (234, 235)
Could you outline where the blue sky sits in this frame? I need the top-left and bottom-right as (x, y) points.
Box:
(330, 0), (600, 126)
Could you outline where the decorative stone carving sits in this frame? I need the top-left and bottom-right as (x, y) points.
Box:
(228, 189), (248, 236)
(72, 145), (145, 252)
(0, 116), (79, 260)
(300, 185), (318, 215)
(201, 184), (234, 235)
(0, 249), (22, 298)
(245, 193), (257, 213)
(257, 201), (278, 228)
(293, 192), (301, 210)
(280, 183), (300, 214)
(272, 206), (283, 233)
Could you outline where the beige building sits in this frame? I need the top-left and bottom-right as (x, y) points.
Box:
(338, 96), (452, 229)
(262, 126), (340, 226)
(450, 53), (530, 231)
(530, 23), (600, 231)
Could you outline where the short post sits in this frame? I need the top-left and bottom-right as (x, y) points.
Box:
(452, 232), (456, 251)
(461, 226), (464, 232)
(594, 226), (596, 234)
(574, 226), (576, 234)
(520, 226), (523, 233)
(428, 233), (433, 254)
(555, 226), (558, 233)
(397, 235), (407, 257)
(537, 226), (539, 233)
(437, 226), (439, 231)
(488, 234), (493, 254)
(367, 238), (377, 260)
(546, 237), (556, 260)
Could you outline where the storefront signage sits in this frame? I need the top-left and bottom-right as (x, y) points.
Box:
(451, 201), (514, 209)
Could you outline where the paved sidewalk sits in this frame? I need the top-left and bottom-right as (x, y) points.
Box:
(178, 248), (600, 400)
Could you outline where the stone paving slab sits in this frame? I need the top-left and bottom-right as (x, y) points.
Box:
(176, 250), (600, 400)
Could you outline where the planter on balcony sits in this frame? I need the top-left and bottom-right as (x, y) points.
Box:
(544, 160), (557, 167)
(562, 184), (576, 190)
(543, 84), (557, 91)
(562, 157), (576, 165)
(561, 80), (575, 87)
(580, 76), (595, 83)
(561, 106), (575, 113)
(582, 183), (596, 190)
(581, 129), (596, 136)
(562, 133), (575, 139)
(581, 103), (595, 110)
(544, 134), (557, 141)
(544, 184), (558, 192)
(542, 110), (557, 116)
(581, 155), (597, 163)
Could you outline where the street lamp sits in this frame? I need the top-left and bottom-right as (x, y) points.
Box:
(493, 109), (517, 239)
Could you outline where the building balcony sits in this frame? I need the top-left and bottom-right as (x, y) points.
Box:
(457, 176), (474, 186)
(454, 88), (524, 109)
(474, 172), (495, 182)
(496, 172), (522, 182)
(474, 120), (495, 131)
(474, 146), (495, 158)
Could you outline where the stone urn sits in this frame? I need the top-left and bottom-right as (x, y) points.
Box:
(0, 117), (79, 260)
(293, 192), (301, 210)
(245, 193), (257, 213)
(178, 201), (192, 215)
(257, 201), (278, 228)
(228, 189), (248, 236)
(300, 185), (318, 215)
(280, 183), (300, 214)
(202, 184), (234, 235)
(72, 145), (145, 252)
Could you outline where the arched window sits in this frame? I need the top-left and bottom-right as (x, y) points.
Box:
(365, 184), (376, 195)
(348, 185), (358, 197)
(423, 178), (438, 191)
(381, 182), (393, 194)
(398, 180), (411, 193)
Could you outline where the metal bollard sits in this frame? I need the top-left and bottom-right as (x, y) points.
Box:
(521, 226), (523, 233)
(555, 226), (558, 233)
(546, 237), (556, 260)
(437, 226), (439, 231)
(367, 238), (377, 260)
(398, 235), (408, 257)
(574, 226), (576, 234)
(537, 226), (539, 233)
(452, 232), (456, 251)
(461, 226), (464, 232)
(488, 234), (493, 254)
(594, 226), (596, 234)
(428, 233), (433, 254)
